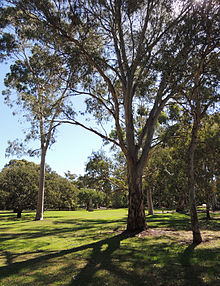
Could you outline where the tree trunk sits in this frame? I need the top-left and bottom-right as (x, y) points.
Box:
(17, 210), (22, 218)
(147, 185), (154, 215)
(188, 121), (202, 244)
(206, 189), (211, 220)
(35, 150), (46, 220)
(211, 192), (218, 211)
(176, 197), (185, 213)
(206, 203), (211, 220)
(127, 165), (146, 232)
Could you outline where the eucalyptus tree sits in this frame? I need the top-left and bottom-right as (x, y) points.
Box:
(2, 41), (73, 220)
(2, 0), (213, 231)
(85, 151), (112, 207)
(174, 0), (220, 244)
(195, 114), (220, 218)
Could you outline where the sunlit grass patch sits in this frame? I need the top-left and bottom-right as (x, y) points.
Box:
(0, 209), (219, 286)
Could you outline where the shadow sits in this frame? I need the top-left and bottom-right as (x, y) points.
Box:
(3, 251), (14, 266)
(0, 217), (127, 245)
(70, 231), (135, 285)
(179, 243), (206, 286)
(1, 232), (219, 285)
(0, 231), (132, 281)
(147, 213), (191, 231)
(1, 211), (219, 285)
(52, 217), (127, 226)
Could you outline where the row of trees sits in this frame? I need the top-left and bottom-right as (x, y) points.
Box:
(0, 0), (219, 243)
(0, 160), (78, 217)
(1, 111), (219, 219)
(0, 159), (126, 217)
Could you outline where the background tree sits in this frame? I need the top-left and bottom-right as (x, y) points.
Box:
(195, 113), (220, 218)
(0, 159), (79, 214)
(0, 160), (39, 218)
(85, 151), (112, 207)
(45, 171), (78, 211)
(77, 188), (105, 210)
(176, 0), (219, 244)
(2, 42), (73, 220)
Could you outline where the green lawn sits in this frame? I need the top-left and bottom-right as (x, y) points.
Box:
(0, 209), (219, 286)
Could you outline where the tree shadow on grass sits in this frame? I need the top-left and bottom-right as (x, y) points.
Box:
(70, 231), (138, 286)
(179, 243), (203, 286)
(178, 242), (220, 286)
(0, 231), (132, 282)
(0, 231), (219, 286)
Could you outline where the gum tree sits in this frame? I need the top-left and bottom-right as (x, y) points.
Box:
(177, 0), (219, 243)
(3, 43), (72, 220)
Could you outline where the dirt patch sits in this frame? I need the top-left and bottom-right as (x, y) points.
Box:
(135, 228), (220, 245)
(137, 228), (171, 237)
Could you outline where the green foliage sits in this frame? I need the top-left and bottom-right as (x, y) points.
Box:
(45, 172), (78, 211)
(143, 112), (220, 210)
(0, 160), (39, 216)
(111, 189), (128, 208)
(0, 160), (79, 214)
(77, 188), (105, 210)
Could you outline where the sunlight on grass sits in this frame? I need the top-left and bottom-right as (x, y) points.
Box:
(0, 209), (219, 286)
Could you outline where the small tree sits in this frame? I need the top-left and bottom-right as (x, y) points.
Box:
(0, 160), (39, 218)
(77, 188), (104, 210)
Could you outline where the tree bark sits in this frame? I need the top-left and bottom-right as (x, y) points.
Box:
(127, 165), (146, 232)
(206, 189), (211, 220)
(35, 149), (46, 220)
(17, 210), (22, 218)
(176, 197), (185, 213)
(188, 121), (202, 244)
(147, 185), (154, 215)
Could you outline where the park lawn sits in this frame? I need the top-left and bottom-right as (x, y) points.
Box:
(0, 209), (219, 286)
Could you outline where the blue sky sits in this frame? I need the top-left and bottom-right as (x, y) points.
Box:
(0, 61), (111, 176)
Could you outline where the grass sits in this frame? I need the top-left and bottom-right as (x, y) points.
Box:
(0, 209), (219, 286)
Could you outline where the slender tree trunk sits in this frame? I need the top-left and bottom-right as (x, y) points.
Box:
(147, 185), (154, 215)
(17, 210), (22, 218)
(176, 197), (185, 213)
(35, 149), (46, 220)
(206, 203), (211, 220)
(188, 121), (202, 244)
(127, 165), (146, 232)
(211, 192), (217, 211)
(206, 190), (211, 220)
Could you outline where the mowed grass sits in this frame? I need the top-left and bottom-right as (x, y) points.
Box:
(0, 209), (219, 286)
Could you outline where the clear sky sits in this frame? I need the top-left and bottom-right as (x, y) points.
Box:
(0, 61), (111, 177)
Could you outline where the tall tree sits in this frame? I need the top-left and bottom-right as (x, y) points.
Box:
(177, 0), (219, 244)
(2, 42), (72, 220)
